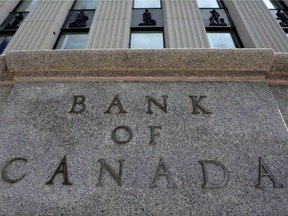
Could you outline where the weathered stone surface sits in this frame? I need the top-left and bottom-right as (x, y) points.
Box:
(270, 85), (288, 126)
(4, 49), (272, 81)
(0, 55), (13, 82)
(266, 53), (288, 85)
(0, 81), (287, 215)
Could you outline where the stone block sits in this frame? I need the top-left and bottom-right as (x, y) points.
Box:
(5, 49), (272, 81)
(0, 81), (287, 215)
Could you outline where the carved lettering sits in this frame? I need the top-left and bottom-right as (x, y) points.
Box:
(150, 156), (177, 188)
(96, 159), (124, 187)
(104, 95), (127, 114)
(146, 95), (168, 114)
(255, 157), (283, 188)
(149, 126), (162, 145)
(189, 96), (212, 114)
(45, 156), (72, 185)
(69, 95), (86, 114)
(2, 157), (28, 183)
(199, 160), (229, 189)
(111, 125), (133, 144)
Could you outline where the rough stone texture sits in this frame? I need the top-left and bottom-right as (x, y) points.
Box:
(0, 55), (13, 82)
(0, 81), (287, 215)
(267, 53), (288, 85)
(270, 53), (288, 74)
(270, 85), (288, 126)
(5, 49), (273, 80)
(5, 49), (288, 83)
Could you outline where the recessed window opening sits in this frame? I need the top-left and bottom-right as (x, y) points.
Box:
(55, 32), (88, 49)
(15, 0), (37, 12)
(130, 31), (164, 48)
(207, 32), (241, 48)
(133, 0), (161, 9)
(72, 0), (99, 10)
(197, 0), (220, 8)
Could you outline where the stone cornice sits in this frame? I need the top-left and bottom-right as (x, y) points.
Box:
(0, 49), (286, 84)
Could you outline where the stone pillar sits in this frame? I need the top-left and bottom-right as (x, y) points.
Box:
(3, 0), (73, 53)
(223, 0), (288, 51)
(86, 0), (133, 48)
(0, 1), (19, 25)
(162, 0), (209, 48)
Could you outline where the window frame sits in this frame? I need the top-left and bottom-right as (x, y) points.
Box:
(14, 0), (37, 12)
(129, 28), (165, 48)
(53, 28), (90, 50)
(133, 0), (162, 9)
(197, 0), (226, 9)
(206, 28), (244, 48)
(263, 0), (287, 10)
(0, 33), (13, 54)
(71, 0), (99, 10)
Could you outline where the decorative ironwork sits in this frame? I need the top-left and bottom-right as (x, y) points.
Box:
(209, 9), (227, 26)
(276, 10), (288, 27)
(69, 11), (89, 28)
(138, 9), (156, 26)
(4, 13), (24, 29)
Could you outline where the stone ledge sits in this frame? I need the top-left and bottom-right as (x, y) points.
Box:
(266, 53), (288, 85)
(269, 53), (288, 75)
(0, 48), (281, 82)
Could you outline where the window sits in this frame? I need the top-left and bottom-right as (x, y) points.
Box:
(197, 0), (220, 8)
(131, 1), (164, 48)
(198, 0), (243, 48)
(0, 0), (37, 54)
(263, 0), (276, 9)
(15, 0), (37, 12)
(263, 0), (286, 9)
(207, 32), (240, 48)
(133, 0), (161, 9)
(54, 0), (96, 49)
(55, 32), (88, 49)
(0, 35), (13, 54)
(72, 0), (99, 10)
(265, 0), (288, 30)
(130, 31), (164, 48)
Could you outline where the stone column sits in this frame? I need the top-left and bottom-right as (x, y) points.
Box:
(223, 0), (288, 51)
(86, 0), (133, 48)
(3, 0), (73, 53)
(162, 0), (209, 48)
(0, 0), (19, 24)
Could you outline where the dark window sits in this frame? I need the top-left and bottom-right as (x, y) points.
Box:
(265, 0), (288, 31)
(130, 3), (164, 48)
(0, 35), (13, 54)
(54, 0), (96, 49)
(0, 0), (37, 54)
(199, 0), (243, 48)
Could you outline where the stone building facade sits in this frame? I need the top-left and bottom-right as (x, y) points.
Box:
(1, 1), (288, 215)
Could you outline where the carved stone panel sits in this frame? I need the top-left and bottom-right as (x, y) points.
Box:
(0, 81), (287, 215)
